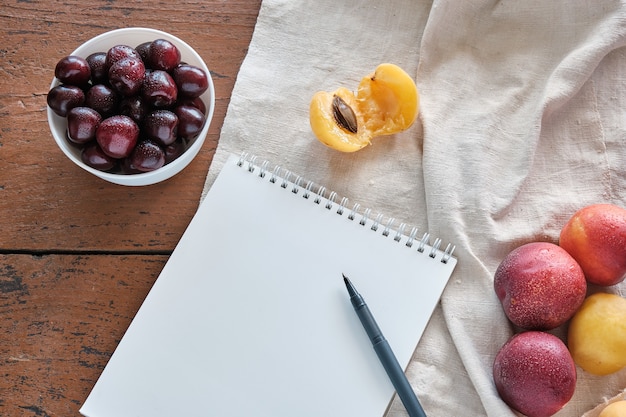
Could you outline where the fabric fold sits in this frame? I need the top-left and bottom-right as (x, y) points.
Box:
(418, 1), (626, 415)
(204, 1), (626, 415)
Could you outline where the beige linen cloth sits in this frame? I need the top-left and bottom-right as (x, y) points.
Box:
(203, 1), (626, 415)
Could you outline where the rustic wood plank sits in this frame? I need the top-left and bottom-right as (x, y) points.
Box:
(0, 254), (168, 416)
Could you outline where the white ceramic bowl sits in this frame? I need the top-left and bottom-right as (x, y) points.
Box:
(47, 27), (215, 186)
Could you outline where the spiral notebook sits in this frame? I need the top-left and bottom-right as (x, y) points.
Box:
(80, 153), (457, 417)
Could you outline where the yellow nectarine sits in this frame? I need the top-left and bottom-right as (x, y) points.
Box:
(598, 400), (626, 417)
(568, 293), (626, 376)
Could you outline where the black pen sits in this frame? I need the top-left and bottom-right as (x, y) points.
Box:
(343, 274), (427, 417)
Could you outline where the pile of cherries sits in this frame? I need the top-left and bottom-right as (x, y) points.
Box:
(47, 39), (209, 174)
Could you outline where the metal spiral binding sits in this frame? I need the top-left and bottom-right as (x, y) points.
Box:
(382, 218), (395, 237)
(373, 213), (383, 231)
(348, 203), (360, 221)
(326, 192), (337, 210)
(360, 208), (371, 226)
(280, 171), (291, 189)
(237, 152), (248, 167)
(394, 223), (407, 242)
(337, 197), (349, 215)
(292, 176), (303, 194)
(406, 226), (419, 247)
(270, 165), (281, 183)
(237, 152), (456, 264)
(314, 186), (326, 205)
(259, 160), (269, 178)
(417, 232), (430, 253)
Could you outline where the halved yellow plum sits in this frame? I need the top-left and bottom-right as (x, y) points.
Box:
(309, 63), (419, 152)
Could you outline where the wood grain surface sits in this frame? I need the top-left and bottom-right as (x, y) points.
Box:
(0, 1), (262, 415)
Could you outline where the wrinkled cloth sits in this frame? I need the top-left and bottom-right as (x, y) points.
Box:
(203, 1), (626, 415)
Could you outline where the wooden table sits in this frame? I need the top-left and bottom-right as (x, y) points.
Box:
(0, 1), (262, 415)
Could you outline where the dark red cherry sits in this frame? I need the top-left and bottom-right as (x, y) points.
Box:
(108, 56), (145, 96)
(86, 52), (108, 85)
(148, 39), (181, 72)
(164, 138), (187, 164)
(105, 45), (141, 71)
(47, 84), (85, 117)
(55, 55), (91, 87)
(120, 156), (143, 174)
(172, 64), (209, 98)
(142, 70), (178, 107)
(135, 41), (152, 65)
(174, 105), (205, 139)
(67, 106), (102, 144)
(81, 142), (117, 171)
(178, 97), (206, 114)
(144, 109), (178, 146)
(96, 115), (139, 159)
(119, 95), (149, 124)
(130, 139), (165, 172)
(85, 84), (119, 117)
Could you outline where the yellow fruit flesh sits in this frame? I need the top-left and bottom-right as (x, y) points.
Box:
(309, 63), (419, 152)
(357, 63), (419, 135)
(568, 293), (626, 375)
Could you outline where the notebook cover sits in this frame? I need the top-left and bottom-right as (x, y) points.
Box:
(80, 153), (457, 417)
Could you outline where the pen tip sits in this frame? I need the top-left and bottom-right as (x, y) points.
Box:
(342, 273), (357, 297)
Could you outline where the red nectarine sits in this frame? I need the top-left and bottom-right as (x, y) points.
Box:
(560, 204), (626, 286)
(493, 331), (576, 417)
(494, 242), (586, 330)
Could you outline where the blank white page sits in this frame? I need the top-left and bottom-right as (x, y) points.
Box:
(80, 153), (457, 417)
